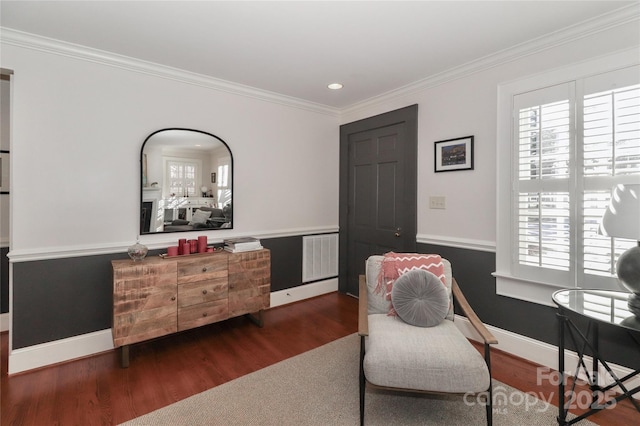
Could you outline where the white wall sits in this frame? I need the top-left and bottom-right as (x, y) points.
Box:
(144, 143), (163, 191)
(1, 41), (339, 258)
(3, 14), (637, 259)
(341, 19), (640, 251)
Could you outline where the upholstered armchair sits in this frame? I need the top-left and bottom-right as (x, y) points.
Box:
(358, 254), (498, 425)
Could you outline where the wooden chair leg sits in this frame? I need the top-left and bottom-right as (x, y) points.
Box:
(359, 335), (366, 426)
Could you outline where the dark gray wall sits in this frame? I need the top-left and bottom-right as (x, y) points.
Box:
(261, 236), (302, 292)
(12, 253), (121, 348)
(9, 237), (639, 372)
(418, 243), (640, 371)
(11, 235), (303, 349)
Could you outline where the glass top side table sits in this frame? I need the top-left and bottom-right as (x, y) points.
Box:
(553, 289), (640, 332)
(552, 289), (640, 425)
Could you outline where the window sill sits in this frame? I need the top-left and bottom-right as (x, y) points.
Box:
(493, 272), (627, 307)
(493, 272), (567, 307)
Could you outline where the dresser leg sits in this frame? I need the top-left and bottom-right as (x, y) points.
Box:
(120, 345), (130, 368)
(245, 310), (264, 327)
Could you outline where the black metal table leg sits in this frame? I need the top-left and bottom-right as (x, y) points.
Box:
(591, 323), (600, 408)
(557, 312), (567, 425)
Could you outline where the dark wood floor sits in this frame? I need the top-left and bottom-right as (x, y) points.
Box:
(1, 292), (638, 425)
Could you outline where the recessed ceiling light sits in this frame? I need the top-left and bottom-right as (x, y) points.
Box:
(328, 83), (343, 90)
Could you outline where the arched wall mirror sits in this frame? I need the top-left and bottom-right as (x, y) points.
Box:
(140, 128), (233, 234)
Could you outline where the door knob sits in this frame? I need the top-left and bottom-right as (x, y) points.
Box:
(395, 228), (402, 237)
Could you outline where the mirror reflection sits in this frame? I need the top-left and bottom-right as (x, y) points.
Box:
(140, 128), (233, 234)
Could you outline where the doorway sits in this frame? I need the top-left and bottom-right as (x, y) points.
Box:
(338, 105), (418, 296)
(1, 69), (12, 331)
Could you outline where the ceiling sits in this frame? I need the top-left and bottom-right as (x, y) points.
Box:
(1, 1), (636, 109)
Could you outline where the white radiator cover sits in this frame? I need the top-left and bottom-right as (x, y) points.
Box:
(302, 234), (339, 283)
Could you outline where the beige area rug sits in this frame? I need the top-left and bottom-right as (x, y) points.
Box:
(121, 334), (597, 425)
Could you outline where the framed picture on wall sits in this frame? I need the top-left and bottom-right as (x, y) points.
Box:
(434, 136), (474, 172)
(211, 172), (217, 183)
(0, 152), (9, 193)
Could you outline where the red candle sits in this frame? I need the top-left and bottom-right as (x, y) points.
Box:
(178, 238), (187, 255)
(167, 246), (179, 256)
(198, 235), (207, 253)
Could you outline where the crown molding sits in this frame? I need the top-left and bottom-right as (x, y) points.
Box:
(0, 27), (340, 117)
(1, 4), (637, 119)
(340, 3), (640, 117)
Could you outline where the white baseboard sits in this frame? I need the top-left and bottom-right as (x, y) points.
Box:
(269, 278), (339, 308)
(0, 312), (9, 332)
(7, 281), (339, 374)
(8, 329), (114, 375)
(454, 315), (640, 399)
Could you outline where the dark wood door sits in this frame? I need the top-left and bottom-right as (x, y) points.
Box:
(339, 105), (418, 296)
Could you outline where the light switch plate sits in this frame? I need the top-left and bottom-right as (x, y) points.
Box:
(429, 196), (446, 209)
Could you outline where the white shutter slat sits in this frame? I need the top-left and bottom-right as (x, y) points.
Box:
(518, 100), (571, 181)
(517, 192), (570, 271)
(583, 190), (636, 277)
(584, 85), (640, 176)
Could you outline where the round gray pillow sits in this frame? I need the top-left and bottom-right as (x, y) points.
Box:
(391, 269), (449, 327)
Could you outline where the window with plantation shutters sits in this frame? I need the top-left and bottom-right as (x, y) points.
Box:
(580, 70), (639, 288)
(217, 163), (231, 206)
(512, 82), (574, 286)
(496, 60), (640, 305)
(167, 160), (198, 197)
(515, 88), (572, 274)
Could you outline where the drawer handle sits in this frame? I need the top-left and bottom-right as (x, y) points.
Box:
(202, 267), (208, 272)
(171, 296), (176, 301)
(202, 312), (208, 317)
(202, 289), (207, 295)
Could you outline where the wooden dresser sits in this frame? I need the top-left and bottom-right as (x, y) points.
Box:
(112, 249), (270, 367)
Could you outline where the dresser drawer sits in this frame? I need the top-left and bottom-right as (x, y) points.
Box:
(113, 258), (177, 287)
(178, 279), (228, 308)
(229, 285), (270, 317)
(112, 258), (178, 347)
(113, 303), (177, 347)
(178, 299), (228, 331)
(228, 250), (270, 292)
(177, 253), (228, 284)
